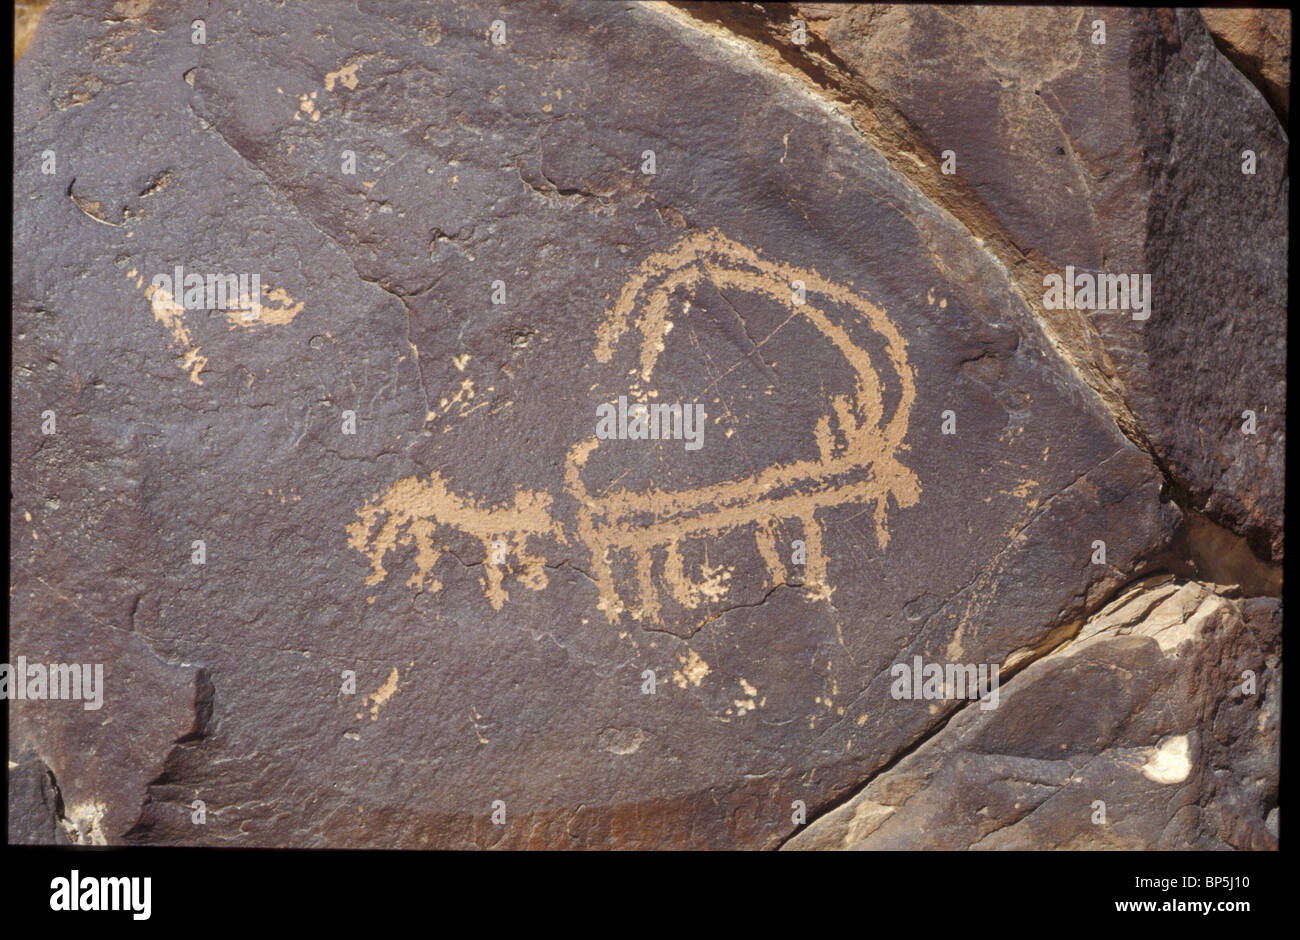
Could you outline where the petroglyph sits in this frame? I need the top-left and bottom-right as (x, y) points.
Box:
(346, 472), (565, 607)
(349, 230), (921, 624)
(126, 270), (305, 384)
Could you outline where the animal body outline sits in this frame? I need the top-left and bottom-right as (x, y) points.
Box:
(348, 230), (921, 624)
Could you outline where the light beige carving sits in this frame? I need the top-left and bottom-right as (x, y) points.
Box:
(349, 230), (920, 624)
(127, 270), (304, 384)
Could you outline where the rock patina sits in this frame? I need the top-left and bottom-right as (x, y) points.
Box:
(10, 1), (1282, 849)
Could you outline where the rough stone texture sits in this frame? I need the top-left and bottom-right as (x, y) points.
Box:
(13, 0), (51, 63)
(785, 578), (1281, 850)
(9, 2), (1282, 850)
(8, 758), (72, 845)
(1200, 7), (1291, 124)
(690, 3), (1287, 565)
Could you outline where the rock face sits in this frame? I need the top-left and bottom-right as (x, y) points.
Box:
(683, 2), (1288, 563)
(785, 578), (1281, 850)
(13, 0), (50, 62)
(1200, 8), (1291, 123)
(10, 2), (1282, 850)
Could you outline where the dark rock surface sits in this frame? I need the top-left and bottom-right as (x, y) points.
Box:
(682, 2), (1287, 563)
(10, 1), (1282, 849)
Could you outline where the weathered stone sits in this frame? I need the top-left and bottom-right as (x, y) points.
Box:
(686, 2), (1287, 564)
(785, 579), (1280, 850)
(13, 0), (51, 63)
(10, 1), (1279, 851)
(7, 758), (72, 845)
(1199, 8), (1290, 123)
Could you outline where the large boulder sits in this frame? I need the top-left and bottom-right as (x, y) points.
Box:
(10, 1), (1281, 849)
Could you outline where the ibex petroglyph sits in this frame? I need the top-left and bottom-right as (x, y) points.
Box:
(348, 231), (920, 624)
